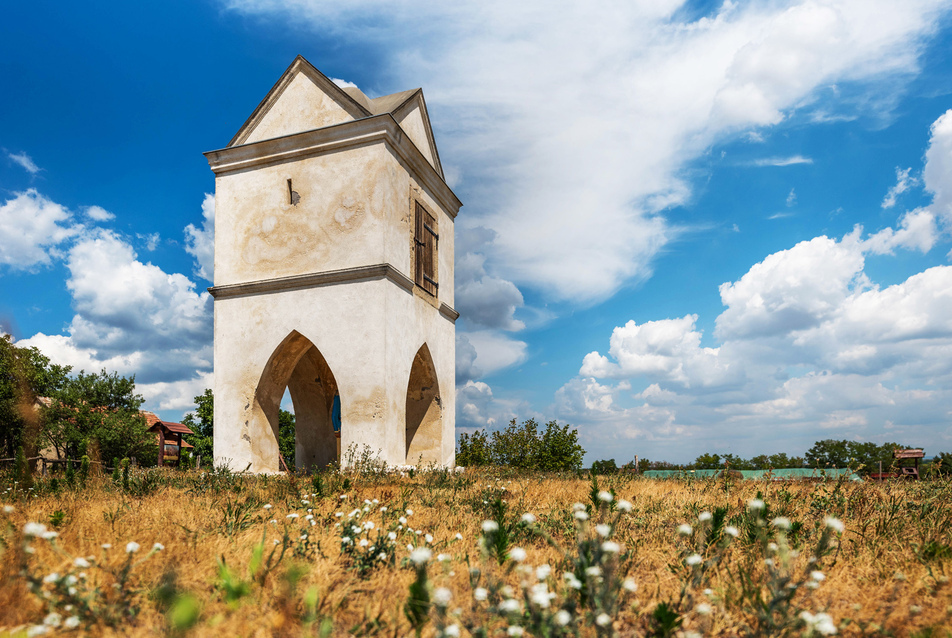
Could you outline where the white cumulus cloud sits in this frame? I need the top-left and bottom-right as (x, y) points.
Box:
(0, 189), (82, 270)
(184, 193), (215, 282)
(223, 0), (952, 305)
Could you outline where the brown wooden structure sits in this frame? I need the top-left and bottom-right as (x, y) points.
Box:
(894, 448), (925, 480)
(147, 420), (195, 467)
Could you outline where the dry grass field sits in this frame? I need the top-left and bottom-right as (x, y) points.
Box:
(1, 463), (950, 637)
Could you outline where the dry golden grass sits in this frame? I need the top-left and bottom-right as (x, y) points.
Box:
(1, 468), (950, 636)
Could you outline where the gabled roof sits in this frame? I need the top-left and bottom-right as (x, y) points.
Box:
(228, 55), (443, 177)
(147, 420), (195, 435)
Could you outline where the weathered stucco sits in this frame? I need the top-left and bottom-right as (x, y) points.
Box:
(207, 56), (459, 472)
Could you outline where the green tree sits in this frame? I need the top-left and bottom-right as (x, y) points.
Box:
(182, 389), (214, 461)
(41, 369), (153, 463)
(590, 458), (617, 475)
(721, 453), (752, 470)
(0, 335), (70, 457)
(456, 429), (492, 466)
(693, 453), (722, 469)
(278, 409), (296, 468)
(805, 439), (908, 474)
(536, 420), (585, 471)
(454, 418), (585, 471)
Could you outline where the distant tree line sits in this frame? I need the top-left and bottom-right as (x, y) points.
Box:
(589, 439), (952, 476)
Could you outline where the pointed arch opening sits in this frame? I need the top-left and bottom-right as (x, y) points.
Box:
(406, 343), (442, 465)
(256, 330), (340, 472)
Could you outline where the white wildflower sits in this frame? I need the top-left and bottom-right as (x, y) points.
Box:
(698, 511), (712, 522)
(286, 513), (299, 519)
(125, 541), (140, 554)
(748, 499), (765, 511)
(507, 626), (524, 636)
(455, 533), (463, 541)
(474, 587), (488, 601)
(521, 513), (536, 524)
(771, 517), (791, 530)
(617, 499), (633, 512)
(554, 610), (571, 626)
(433, 587), (452, 606)
(363, 521), (375, 530)
(101, 543), (112, 550)
(264, 504), (272, 510)
(445, 624), (460, 637)
(399, 516), (408, 525)
(23, 522), (47, 537)
(406, 509), (414, 516)
(530, 583), (551, 608)
(574, 511), (589, 521)
(153, 542), (165, 552)
(409, 547), (432, 565)
(685, 553), (702, 566)
(359, 539), (369, 547)
(481, 520), (499, 533)
(3, 505), (14, 514)
(601, 541), (621, 553)
(596, 523), (611, 537)
(437, 553), (449, 562)
(597, 491), (613, 503)
(585, 565), (602, 577)
(725, 526), (740, 538)
(572, 502), (586, 512)
(623, 578), (637, 592)
(509, 547), (527, 562)
(824, 517), (845, 533)
(43, 613), (61, 627)
(799, 611), (837, 635)
(425, 534), (433, 543)
(388, 532), (397, 541)
(43, 573), (59, 584)
(677, 523), (693, 536)
(73, 557), (90, 568)
(27, 625), (49, 636)
(596, 612), (611, 626)
(64, 617), (80, 629)
(536, 564), (551, 580)
(811, 570), (825, 582)
(696, 603), (712, 615)
(499, 598), (520, 613)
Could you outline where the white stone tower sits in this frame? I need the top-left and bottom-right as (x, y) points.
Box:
(205, 56), (459, 472)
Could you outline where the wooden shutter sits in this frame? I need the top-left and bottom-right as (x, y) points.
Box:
(414, 201), (438, 296)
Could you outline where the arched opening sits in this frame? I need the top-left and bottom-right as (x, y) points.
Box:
(406, 344), (442, 465)
(256, 331), (340, 472)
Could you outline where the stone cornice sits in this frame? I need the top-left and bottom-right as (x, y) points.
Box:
(204, 115), (461, 217)
(439, 303), (460, 322)
(208, 264), (459, 323)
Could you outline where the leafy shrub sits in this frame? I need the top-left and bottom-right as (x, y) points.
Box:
(457, 418), (585, 471)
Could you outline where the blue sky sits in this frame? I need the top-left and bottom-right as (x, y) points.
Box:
(3, 0), (952, 464)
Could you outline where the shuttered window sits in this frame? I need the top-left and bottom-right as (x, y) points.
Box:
(414, 201), (438, 296)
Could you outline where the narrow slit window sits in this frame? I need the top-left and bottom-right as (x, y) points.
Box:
(287, 179), (300, 206)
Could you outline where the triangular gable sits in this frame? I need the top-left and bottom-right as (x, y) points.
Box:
(229, 55), (372, 147)
(387, 91), (444, 178)
(229, 56), (445, 178)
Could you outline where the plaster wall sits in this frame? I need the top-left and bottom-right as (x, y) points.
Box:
(244, 72), (356, 144)
(214, 143), (455, 308)
(213, 278), (455, 472)
(396, 103), (436, 168)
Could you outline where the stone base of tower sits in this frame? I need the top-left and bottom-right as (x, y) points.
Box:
(211, 272), (456, 473)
